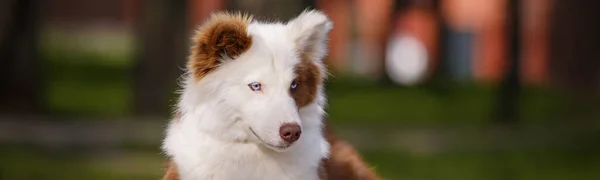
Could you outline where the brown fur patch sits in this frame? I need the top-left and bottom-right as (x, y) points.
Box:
(162, 160), (179, 180)
(291, 53), (321, 108)
(321, 124), (381, 180)
(318, 158), (329, 180)
(188, 12), (253, 81)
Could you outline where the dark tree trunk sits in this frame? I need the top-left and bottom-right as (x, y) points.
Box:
(0, 0), (42, 115)
(426, 0), (454, 94)
(433, 0), (449, 80)
(227, 0), (305, 20)
(133, 0), (188, 116)
(548, 1), (600, 96)
(548, 1), (600, 120)
(494, 0), (522, 124)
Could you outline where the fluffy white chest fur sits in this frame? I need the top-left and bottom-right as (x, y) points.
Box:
(163, 103), (329, 180)
(162, 10), (334, 180)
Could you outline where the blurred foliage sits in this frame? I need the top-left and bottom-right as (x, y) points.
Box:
(41, 29), (134, 116)
(40, 39), (571, 124)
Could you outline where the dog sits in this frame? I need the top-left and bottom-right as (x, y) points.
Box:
(162, 10), (380, 180)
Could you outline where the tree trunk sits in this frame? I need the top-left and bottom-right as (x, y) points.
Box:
(548, 1), (600, 121)
(133, 0), (188, 116)
(0, 0), (42, 115)
(494, 0), (521, 124)
(227, 0), (305, 20)
(548, 1), (600, 96)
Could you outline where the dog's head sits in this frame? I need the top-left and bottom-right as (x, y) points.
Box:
(180, 10), (332, 152)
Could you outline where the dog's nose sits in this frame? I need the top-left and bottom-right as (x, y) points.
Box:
(279, 123), (301, 143)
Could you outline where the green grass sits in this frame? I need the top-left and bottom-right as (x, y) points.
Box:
(2, 145), (599, 180)
(43, 52), (133, 116)
(363, 149), (600, 180)
(325, 78), (570, 125)
(41, 29), (134, 116)
(0, 147), (163, 180)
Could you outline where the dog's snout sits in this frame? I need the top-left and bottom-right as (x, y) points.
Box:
(279, 123), (301, 143)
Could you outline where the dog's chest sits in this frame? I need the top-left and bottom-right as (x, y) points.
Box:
(176, 149), (320, 180)
(169, 139), (321, 180)
(181, 164), (318, 180)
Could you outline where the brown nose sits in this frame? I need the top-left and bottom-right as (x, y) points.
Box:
(279, 123), (301, 143)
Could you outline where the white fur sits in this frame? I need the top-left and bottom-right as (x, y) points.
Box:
(163, 10), (333, 180)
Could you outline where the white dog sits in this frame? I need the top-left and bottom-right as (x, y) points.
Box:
(162, 10), (379, 180)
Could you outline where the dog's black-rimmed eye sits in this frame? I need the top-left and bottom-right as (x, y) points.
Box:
(248, 82), (262, 91)
(290, 81), (298, 91)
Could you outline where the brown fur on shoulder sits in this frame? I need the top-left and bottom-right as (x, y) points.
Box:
(188, 12), (253, 81)
(162, 160), (179, 180)
(321, 124), (381, 180)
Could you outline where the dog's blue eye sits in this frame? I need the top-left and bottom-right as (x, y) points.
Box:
(290, 81), (298, 91)
(248, 82), (262, 91)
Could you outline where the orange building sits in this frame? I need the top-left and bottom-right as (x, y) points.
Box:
(318, 0), (551, 84)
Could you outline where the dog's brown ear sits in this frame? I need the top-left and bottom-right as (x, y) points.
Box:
(188, 12), (253, 80)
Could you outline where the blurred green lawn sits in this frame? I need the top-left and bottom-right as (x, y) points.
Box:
(2, 145), (599, 180)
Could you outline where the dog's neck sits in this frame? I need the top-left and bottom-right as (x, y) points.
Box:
(163, 102), (329, 180)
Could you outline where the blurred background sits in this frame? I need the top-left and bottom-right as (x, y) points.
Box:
(1, 0), (599, 179)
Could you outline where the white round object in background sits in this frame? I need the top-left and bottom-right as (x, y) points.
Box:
(385, 34), (429, 85)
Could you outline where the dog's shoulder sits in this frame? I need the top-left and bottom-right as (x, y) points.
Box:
(321, 125), (381, 180)
(162, 160), (179, 180)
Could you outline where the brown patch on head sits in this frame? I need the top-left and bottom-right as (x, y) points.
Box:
(188, 12), (253, 80)
(291, 53), (322, 108)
